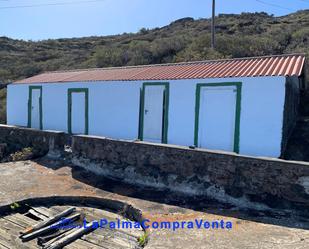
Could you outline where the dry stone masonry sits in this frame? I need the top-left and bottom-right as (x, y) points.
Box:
(0, 125), (308, 212)
(71, 135), (309, 211)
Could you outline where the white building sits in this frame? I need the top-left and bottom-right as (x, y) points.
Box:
(7, 54), (306, 158)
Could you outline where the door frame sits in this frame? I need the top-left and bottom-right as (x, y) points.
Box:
(194, 82), (242, 153)
(68, 88), (89, 135)
(28, 85), (43, 129)
(139, 82), (169, 143)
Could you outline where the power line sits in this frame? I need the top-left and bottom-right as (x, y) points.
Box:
(0, 0), (106, 10)
(255, 0), (294, 11)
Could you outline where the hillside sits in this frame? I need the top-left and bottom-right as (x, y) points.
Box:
(0, 10), (308, 123)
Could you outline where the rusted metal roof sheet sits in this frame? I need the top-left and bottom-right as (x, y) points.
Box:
(14, 54), (305, 84)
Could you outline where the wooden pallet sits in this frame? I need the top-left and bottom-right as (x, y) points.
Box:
(0, 205), (144, 249)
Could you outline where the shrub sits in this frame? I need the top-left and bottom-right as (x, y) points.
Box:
(9, 147), (35, 161)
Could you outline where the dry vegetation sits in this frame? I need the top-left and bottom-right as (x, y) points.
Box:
(0, 10), (308, 122)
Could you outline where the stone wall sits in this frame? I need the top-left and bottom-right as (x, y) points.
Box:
(0, 125), (308, 211)
(0, 125), (65, 158)
(71, 135), (309, 211)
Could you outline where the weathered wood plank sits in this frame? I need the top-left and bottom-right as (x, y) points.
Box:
(31, 206), (53, 218)
(0, 205), (143, 249)
(53, 205), (143, 237)
(51, 205), (143, 236)
(83, 228), (140, 249)
(0, 242), (10, 249)
(91, 228), (139, 242)
(114, 226), (144, 239)
(26, 209), (48, 221)
(3, 213), (36, 228)
(38, 227), (73, 246)
(0, 217), (24, 235)
(50, 206), (122, 224)
(82, 207), (123, 221)
(41, 227), (77, 248)
(66, 239), (105, 249)
(91, 221), (144, 239)
(0, 237), (16, 248)
(21, 213), (81, 242)
(21, 207), (75, 236)
(0, 228), (16, 248)
(81, 235), (130, 249)
(49, 206), (70, 213)
(77, 208), (143, 239)
(44, 220), (98, 249)
(0, 221), (37, 249)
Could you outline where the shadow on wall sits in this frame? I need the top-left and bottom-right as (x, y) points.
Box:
(35, 156), (309, 231)
(284, 117), (309, 161)
(0, 88), (6, 124)
(284, 90), (309, 161)
(0, 124), (308, 231)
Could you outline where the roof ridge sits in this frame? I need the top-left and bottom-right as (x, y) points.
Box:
(41, 53), (305, 74)
(13, 53), (305, 84)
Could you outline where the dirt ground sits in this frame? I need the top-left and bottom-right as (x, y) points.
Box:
(0, 158), (308, 249)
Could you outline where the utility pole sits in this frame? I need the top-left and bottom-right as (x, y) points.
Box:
(211, 0), (215, 49)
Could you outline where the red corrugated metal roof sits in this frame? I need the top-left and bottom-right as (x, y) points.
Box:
(14, 54), (305, 84)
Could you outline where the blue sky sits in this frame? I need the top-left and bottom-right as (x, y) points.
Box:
(0, 0), (308, 40)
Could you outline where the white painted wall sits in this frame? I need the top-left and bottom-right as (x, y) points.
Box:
(7, 84), (29, 127)
(7, 76), (286, 157)
(167, 76), (286, 158)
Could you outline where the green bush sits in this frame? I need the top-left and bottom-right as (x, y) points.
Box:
(0, 10), (307, 87)
(0, 88), (6, 124)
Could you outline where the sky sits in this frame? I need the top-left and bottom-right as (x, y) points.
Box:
(0, 0), (308, 40)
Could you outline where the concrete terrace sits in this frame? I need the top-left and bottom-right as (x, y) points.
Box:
(0, 157), (308, 249)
